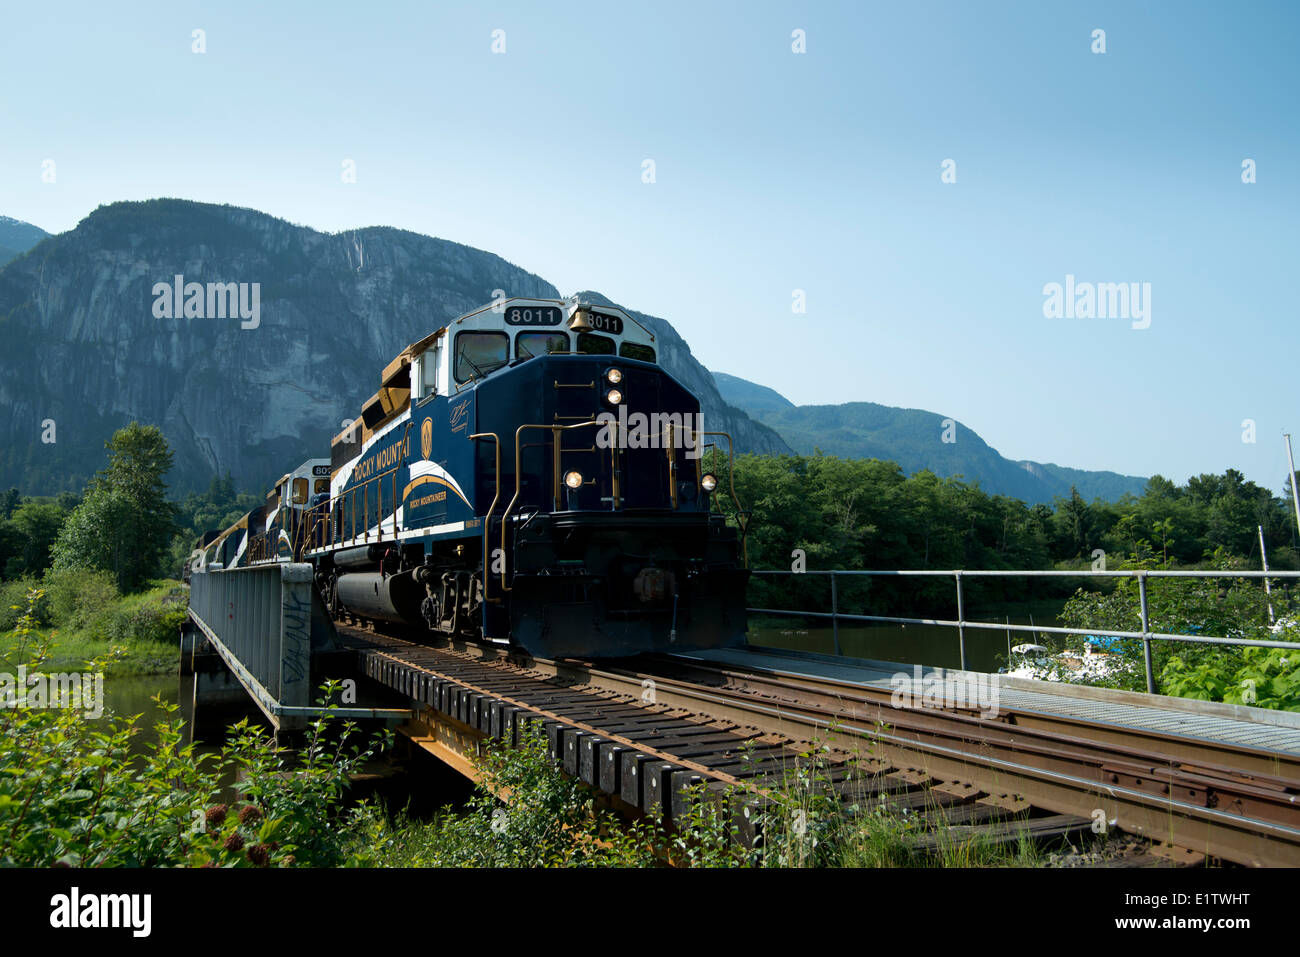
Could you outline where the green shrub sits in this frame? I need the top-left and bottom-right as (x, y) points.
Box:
(0, 577), (46, 629)
(1161, 644), (1300, 711)
(341, 728), (1049, 869)
(93, 596), (187, 647)
(41, 566), (119, 631)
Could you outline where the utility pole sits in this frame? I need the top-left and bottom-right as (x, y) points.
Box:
(1287, 433), (1300, 546)
(1259, 524), (1275, 624)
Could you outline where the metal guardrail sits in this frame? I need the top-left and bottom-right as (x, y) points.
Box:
(188, 562), (411, 729)
(188, 562), (317, 727)
(749, 568), (1300, 694)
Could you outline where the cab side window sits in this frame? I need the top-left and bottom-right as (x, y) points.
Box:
(619, 342), (656, 362)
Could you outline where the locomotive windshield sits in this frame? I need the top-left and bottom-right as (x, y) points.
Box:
(576, 332), (616, 355)
(516, 331), (569, 360)
(455, 331), (508, 383)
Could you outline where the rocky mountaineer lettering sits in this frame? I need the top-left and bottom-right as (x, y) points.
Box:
(352, 441), (404, 482)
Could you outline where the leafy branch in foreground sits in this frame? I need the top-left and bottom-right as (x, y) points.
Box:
(0, 589), (386, 867)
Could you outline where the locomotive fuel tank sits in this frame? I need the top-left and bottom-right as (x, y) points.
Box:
(334, 570), (425, 625)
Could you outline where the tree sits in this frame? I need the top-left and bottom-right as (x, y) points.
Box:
(1054, 487), (1093, 559)
(50, 423), (176, 592)
(4, 501), (66, 578)
(1144, 475), (1179, 500)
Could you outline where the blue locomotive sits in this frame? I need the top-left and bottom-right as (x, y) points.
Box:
(198, 297), (750, 658)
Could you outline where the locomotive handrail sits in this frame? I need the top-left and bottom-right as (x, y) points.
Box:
(324, 465), (404, 551)
(659, 422), (709, 511)
(609, 417), (620, 510)
(469, 431), (501, 619)
(697, 430), (748, 567)
(666, 422), (677, 510)
(297, 461), (412, 557)
(498, 420), (601, 592)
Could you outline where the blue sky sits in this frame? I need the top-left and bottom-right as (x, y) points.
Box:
(3, 0), (1297, 492)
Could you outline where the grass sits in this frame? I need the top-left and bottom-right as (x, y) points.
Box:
(0, 627), (177, 676)
(0, 578), (185, 676)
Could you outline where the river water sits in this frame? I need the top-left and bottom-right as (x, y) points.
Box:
(746, 600), (1066, 673)
(101, 675), (181, 746)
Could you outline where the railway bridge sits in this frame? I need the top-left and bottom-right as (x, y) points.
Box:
(180, 562), (1300, 866)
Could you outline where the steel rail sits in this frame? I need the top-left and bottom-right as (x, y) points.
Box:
(549, 653), (1300, 796)
(643, 651), (1300, 780)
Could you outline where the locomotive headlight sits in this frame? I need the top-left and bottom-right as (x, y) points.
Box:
(605, 388), (624, 406)
(564, 470), (584, 490)
(606, 367), (623, 385)
(701, 473), (718, 492)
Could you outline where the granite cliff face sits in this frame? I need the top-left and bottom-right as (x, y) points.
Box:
(0, 199), (785, 494)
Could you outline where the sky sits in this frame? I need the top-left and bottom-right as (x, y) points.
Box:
(2, 0), (1297, 492)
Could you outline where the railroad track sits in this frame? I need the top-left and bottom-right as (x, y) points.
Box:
(644, 648), (1300, 780)
(621, 650), (1300, 866)
(337, 625), (1300, 866)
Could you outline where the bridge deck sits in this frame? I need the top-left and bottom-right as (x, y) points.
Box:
(679, 645), (1300, 758)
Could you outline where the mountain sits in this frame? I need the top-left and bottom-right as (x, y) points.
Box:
(0, 216), (50, 266)
(0, 199), (786, 496)
(711, 372), (795, 416)
(712, 373), (1147, 504)
(1011, 460), (1149, 504)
